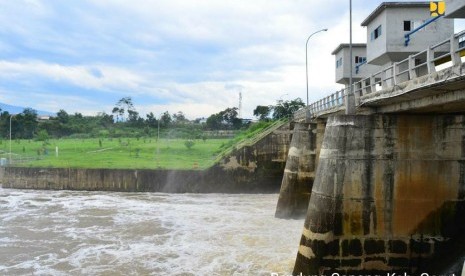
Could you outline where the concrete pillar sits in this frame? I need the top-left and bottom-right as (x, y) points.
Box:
(393, 62), (399, 85)
(450, 35), (462, 67)
(345, 92), (355, 115)
(408, 54), (417, 80)
(369, 74), (376, 94)
(294, 114), (465, 275)
(275, 123), (316, 219)
(427, 46), (436, 74)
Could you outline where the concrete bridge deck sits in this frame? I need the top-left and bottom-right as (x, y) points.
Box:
(294, 30), (465, 120)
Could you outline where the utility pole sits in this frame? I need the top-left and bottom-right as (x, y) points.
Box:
(346, 0), (355, 114)
(238, 92), (242, 119)
(306, 28), (328, 106)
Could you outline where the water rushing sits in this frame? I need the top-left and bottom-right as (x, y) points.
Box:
(0, 188), (303, 275)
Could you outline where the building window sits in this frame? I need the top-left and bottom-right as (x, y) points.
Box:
(355, 56), (366, 64)
(370, 25), (382, 41)
(459, 35), (465, 49)
(404, 21), (411, 31)
(336, 57), (342, 68)
(404, 20), (431, 32)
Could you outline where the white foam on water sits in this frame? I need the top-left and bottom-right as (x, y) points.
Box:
(0, 187), (304, 275)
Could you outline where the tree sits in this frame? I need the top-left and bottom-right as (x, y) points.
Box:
(14, 108), (38, 139)
(112, 107), (124, 122)
(112, 97), (135, 122)
(272, 98), (305, 119)
(206, 113), (223, 130)
(221, 107), (242, 129)
(160, 111), (172, 127)
(0, 110), (10, 138)
(253, 105), (272, 121)
(173, 111), (188, 125)
(206, 107), (242, 130)
(97, 112), (114, 128)
(145, 112), (158, 128)
(56, 109), (69, 124)
(127, 109), (141, 125)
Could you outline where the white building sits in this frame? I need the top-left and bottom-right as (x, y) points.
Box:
(445, 0), (465, 18)
(332, 43), (381, 86)
(361, 2), (454, 66)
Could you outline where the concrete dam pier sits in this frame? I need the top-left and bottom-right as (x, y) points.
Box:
(275, 122), (316, 219)
(286, 114), (465, 274)
(282, 27), (465, 273)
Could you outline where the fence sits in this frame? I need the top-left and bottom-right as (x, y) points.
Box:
(0, 152), (42, 167)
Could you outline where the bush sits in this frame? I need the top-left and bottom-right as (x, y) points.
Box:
(184, 140), (195, 149)
(36, 129), (49, 142)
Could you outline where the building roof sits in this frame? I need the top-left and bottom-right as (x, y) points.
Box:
(331, 43), (367, 55)
(361, 1), (430, 26)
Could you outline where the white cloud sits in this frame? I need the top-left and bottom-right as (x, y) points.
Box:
(0, 60), (147, 93)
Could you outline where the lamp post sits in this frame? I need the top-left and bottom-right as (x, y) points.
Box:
(306, 28), (328, 106)
(346, 0), (355, 115)
(9, 114), (15, 165)
(156, 112), (164, 166)
(157, 117), (160, 143)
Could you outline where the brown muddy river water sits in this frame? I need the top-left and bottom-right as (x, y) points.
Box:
(0, 188), (303, 275)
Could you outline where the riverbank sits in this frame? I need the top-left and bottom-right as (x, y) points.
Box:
(1, 122), (291, 193)
(1, 138), (228, 170)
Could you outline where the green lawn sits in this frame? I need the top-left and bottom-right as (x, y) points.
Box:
(0, 138), (230, 169)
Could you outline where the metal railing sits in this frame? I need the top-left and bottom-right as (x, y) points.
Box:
(0, 153), (42, 167)
(212, 118), (289, 164)
(294, 88), (347, 121)
(297, 30), (465, 120)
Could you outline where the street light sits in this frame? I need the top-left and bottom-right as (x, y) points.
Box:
(156, 112), (164, 166)
(9, 114), (15, 166)
(306, 28), (328, 106)
(346, 0), (354, 115)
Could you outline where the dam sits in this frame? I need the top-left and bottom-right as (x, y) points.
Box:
(278, 21), (465, 274)
(2, 1), (465, 275)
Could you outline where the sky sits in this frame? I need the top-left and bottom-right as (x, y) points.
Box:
(0, 0), (464, 119)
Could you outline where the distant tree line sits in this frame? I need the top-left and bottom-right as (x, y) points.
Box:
(253, 98), (305, 121)
(0, 96), (305, 140)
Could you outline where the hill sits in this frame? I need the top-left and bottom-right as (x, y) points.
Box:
(0, 102), (54, 116)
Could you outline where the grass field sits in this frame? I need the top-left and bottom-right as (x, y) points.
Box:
(0, 138), (230, 170)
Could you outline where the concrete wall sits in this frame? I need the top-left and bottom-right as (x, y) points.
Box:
(385, 7), (453, 56)
(294, 114), (465, 274)
(366, 7), (454, 65)
(217, 122), (290, 175)
(1, 166), (282, 193)
(366, 9), (388, 65)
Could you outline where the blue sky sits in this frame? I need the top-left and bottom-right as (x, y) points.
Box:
(1, 0), (464, 119)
